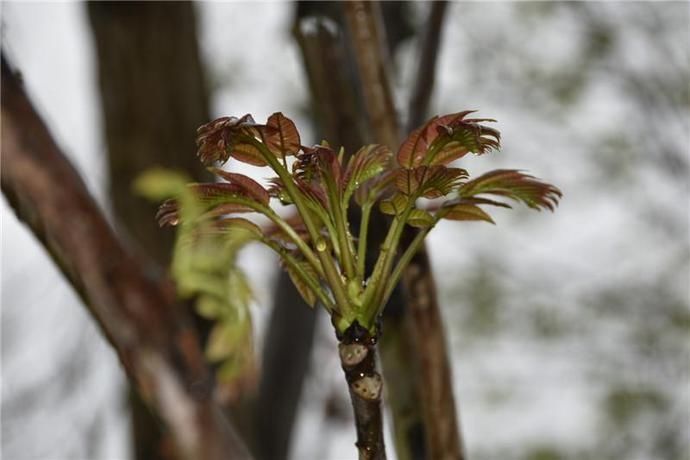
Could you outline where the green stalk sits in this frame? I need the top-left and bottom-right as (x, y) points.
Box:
(325, 180), (356, 279)
(380, 224), (434, 310)
(301, 195), (340, 259)
(209, 195), (324, 280)
(362, 194), (421, 325)
(248, 138), (351, 313)
(261, 237), (335, 312)
(357, 202), (373, 277)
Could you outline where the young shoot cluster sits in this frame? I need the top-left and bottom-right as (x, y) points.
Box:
(138, 111), (561, 378)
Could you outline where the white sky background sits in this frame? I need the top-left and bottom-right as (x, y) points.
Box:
(1, 2), (688, 460)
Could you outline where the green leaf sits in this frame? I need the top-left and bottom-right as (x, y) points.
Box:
(285, 259), (319, 307)
(205, 313), (251, 362)
(354, 170), (395, 207)
(442, 202), (495, 224)
(407, 209), (435, 228)
(197, 295), (225, 319)
(458, 169), (562, 211)
(133, 168), (190, 200)
(379, 193), (409, 216)
(343, 144), (392, 202)
(216, 217), (264, 239)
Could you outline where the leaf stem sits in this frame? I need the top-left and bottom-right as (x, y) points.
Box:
(249, 138), (351, 311)
(261, 237), (335, 312)
(380, 224), (434, 310)
(326, 181), (356, 279)
(357, 202), (373, 277)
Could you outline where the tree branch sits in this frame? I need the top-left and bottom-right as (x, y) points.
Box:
(342, 2), (465, 459)
(1, 55), (251, 460)
(339, 324), (386, 460)
(407, 1), (449, 132)
(342, 1), (399, 149)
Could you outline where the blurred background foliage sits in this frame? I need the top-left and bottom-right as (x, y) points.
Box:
(1, 2), (688, 460)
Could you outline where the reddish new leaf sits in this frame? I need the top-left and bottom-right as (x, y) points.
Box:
(265, 112), (301, 158)
(442, 202), (495, 224)
(396, 120), (437, 169)
(156, 199), (181, 227)
(458, 169), (562, 211)
(394, 166), (467, 198)
(294, 144), (342, 186)
(430, 140), (470, 166)
(196, 114), (261, 166)
(213, 169), (270, 205)
(231, 141), (268, 167)
(398, 111), (500, 169)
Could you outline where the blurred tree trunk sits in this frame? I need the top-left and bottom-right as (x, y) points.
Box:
(87, 3), (212, 459)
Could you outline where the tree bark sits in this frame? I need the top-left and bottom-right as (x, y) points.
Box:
(338, 323), (386, 460)
(87, 1), (211, 265)
(1, 55), (251, 460)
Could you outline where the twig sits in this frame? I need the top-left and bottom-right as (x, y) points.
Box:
(407, 1), (449, 132)
(1, 55), (251, 460)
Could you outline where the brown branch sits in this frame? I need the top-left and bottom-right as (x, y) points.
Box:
(342, 1), (399, 149)
(343, 2), (465, 459)
(338, 324), (386, 460)
(1, 56), (251, 460)
(407, 1), (449, 132)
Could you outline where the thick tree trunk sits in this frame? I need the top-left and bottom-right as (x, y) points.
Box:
(1, 55), (251, 460)
(87, 1), (210, 265)
(86, 3), (214, 459)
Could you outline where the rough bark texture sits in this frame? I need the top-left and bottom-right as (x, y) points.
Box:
(407, 1), (449, 132)
(86, 4), (214, 458)
(87, 1), (211, 265)
(1, 56), (251, 460)
(342, 1), (399, 149)
(338, 323), (386, 460)
(343, 2), (464, 459)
